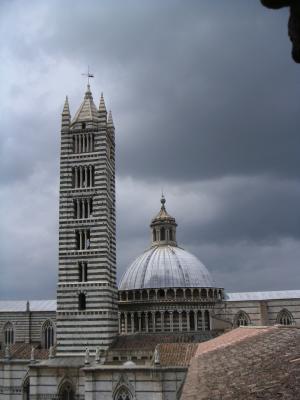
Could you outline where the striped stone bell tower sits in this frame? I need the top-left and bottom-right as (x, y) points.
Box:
(56, 84), (118, 356)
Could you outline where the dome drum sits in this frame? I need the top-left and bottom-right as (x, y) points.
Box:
(118, 287), (224, 303)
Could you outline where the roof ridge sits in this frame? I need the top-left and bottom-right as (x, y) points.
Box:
(195, 327), (273, 358)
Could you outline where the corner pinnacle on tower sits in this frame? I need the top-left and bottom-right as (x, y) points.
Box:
(61, 96), (71, 131)
(107, 110), (114, 128)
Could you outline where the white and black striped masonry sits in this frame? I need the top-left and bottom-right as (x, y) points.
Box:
(56, 85), (118, 356)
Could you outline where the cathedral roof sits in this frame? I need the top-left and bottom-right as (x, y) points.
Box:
(225, 289), (300, 301)
(0, 300), (56, 312)
(119, 245), (215, 290)
(71, 84), (99, 124)
(119, 197), (216, 290)
(181, 326), (300, 400)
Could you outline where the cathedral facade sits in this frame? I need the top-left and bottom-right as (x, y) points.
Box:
(0, 86), (299, 400)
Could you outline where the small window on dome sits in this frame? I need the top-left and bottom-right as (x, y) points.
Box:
(169, 229), (173, 241)
(82, 122), (86, 129)
(153, 230), (157, 241)
(160, 227), (165, 241)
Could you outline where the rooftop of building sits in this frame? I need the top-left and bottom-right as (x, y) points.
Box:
(0, 300), (56, 312)
(225, 289), (300, 301)
(109, 332), (218, 352)
(71, 84), (99, 124)
(181, 325), (300, 400)
(1, 289), (300, 312)
(0, 343), (49, 360)
(119, 245), (216, 290)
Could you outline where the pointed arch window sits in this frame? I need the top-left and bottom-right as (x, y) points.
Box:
(59, 381), (75, 400)
(4, 322), (14, 345)
(114, 387), (132, 400)
(23, 376), (30, 400)
(42, 320), (55, 349)
(235, 311), (251, 327)
(277, 309), (294, 326)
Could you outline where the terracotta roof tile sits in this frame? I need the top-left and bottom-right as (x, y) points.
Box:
(181, 326), (300, 400)
(158, 343), (198, 367)
(0, 343), (49, 360)
(110, 332), (217, 352)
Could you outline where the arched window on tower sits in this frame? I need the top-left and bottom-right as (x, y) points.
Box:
(169, 229), (173, 241)
(276, 309), (294, 326)
(114, 387), (133, 400)
(59, 381), (75, 400)
(3, 322), (14, 346)
(234, 311), (251, 327)
(42, 320), (55, 349)
(78, 292), (86, 311)
(160, 227), (165, 241)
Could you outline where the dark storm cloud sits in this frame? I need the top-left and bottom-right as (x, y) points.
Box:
(115, 177), (300, 290)
(1, 0), (299, 299)
(29, 0), (299, 181)
(180, 177), (300, 245)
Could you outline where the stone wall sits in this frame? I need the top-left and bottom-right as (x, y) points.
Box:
(217, 298), (300, 326)
(0, 310), (56, 348)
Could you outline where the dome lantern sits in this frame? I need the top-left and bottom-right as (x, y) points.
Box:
(150, 195), (177, 246)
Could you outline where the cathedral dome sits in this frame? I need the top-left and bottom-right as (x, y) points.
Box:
(119, 196), (215, 291)
(119, 244), (215, 290)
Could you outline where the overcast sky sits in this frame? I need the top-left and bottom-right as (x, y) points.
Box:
(1, 0), (299, 300)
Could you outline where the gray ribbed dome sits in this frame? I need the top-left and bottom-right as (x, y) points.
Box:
(119, 245), (215, 290)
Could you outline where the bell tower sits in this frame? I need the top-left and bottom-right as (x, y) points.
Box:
(56, 85), (118, 356)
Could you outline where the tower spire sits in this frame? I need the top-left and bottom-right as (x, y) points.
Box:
(62, 96), (70, 116)
(99, 92), (107, 127)
(61, 96), (71, 131)
(99, 92), (107, 113)
(107, 110), (114, 128)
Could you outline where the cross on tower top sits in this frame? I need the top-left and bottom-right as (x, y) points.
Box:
(81, 66), (94, 85)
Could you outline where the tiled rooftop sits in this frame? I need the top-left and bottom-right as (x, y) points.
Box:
(110, 332), (217, 352)
(181, 326), (300, 400)
(158, 343), (198, 367)
(0, 343), (49, 360)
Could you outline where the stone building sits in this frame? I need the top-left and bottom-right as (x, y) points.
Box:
(0, 85), (300, 400)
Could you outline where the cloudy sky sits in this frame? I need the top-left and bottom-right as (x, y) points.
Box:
(1, 0), (299, 300)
